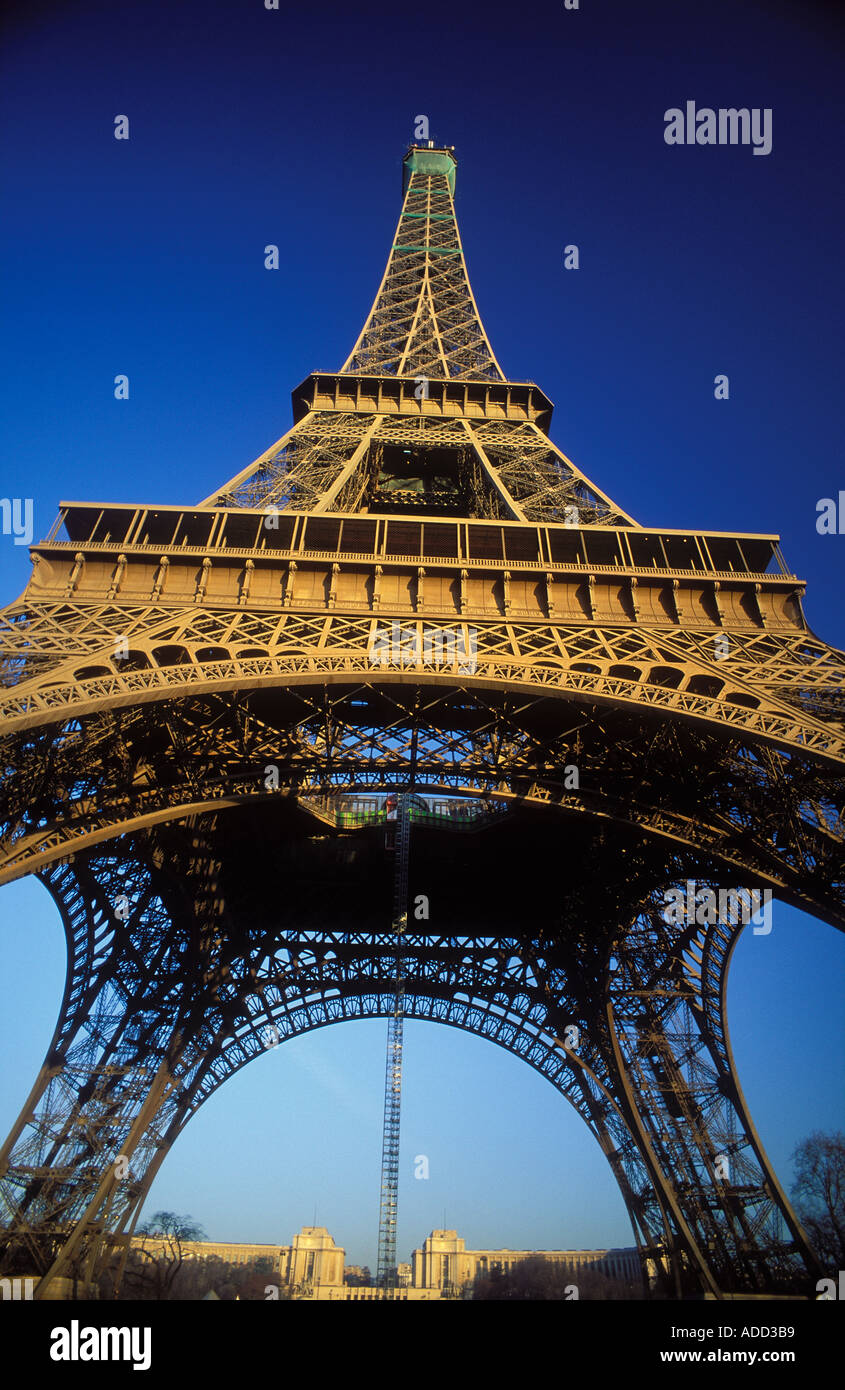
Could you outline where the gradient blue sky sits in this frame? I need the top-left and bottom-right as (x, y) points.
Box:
(1, 0), (843, 1271)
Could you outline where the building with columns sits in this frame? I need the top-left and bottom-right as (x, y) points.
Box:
(279, 1226), (345, 1289)
(411, 1229), (643, 1293)
(118, 1225), (643, 1299)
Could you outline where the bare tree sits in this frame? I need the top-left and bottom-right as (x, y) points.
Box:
(124, 1210), (206, 1300)
(790, 1131), (845, 1270)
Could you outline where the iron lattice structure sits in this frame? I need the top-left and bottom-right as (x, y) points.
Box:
(375, 792), (411, 1287)
(0, 142), (843, 1299)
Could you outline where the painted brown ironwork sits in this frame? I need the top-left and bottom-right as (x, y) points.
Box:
(0, 143), (842, 1299)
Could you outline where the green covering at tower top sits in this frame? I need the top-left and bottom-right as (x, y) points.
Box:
(402, 144), (457, 197)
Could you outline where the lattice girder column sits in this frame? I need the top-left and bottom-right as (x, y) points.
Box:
(0, 820), (233, 1289)
(341, 154), (504, 382)
(601, 897), (821, 1296)
(0, 819), (829, 1298)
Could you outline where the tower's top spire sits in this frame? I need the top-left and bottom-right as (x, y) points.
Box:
(402, 142), (457, 196)
(204, 140), (636, 526)
(340, 141), (502, 381)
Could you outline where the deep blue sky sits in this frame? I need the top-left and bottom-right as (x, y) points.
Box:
(1, 0), (843, 1271)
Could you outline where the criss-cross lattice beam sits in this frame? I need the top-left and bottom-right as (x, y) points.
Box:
(0, 812), (825, 1297)
(0, 136), (841, 1306)
(197, 146), (635, 520)
(342, 152), (504, 382)
(376, 792), (410, 1285)
(0, 687), (842, 927)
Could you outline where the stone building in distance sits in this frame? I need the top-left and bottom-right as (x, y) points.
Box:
(121, 1225), (642, 1300)
(410, 1229), (642, 1294)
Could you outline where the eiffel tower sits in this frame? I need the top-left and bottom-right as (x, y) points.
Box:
(1, 140), (843, 1300)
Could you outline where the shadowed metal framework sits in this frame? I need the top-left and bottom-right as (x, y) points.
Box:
(0, 142), (843, 1300)
(375, 791), (411, 1288)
